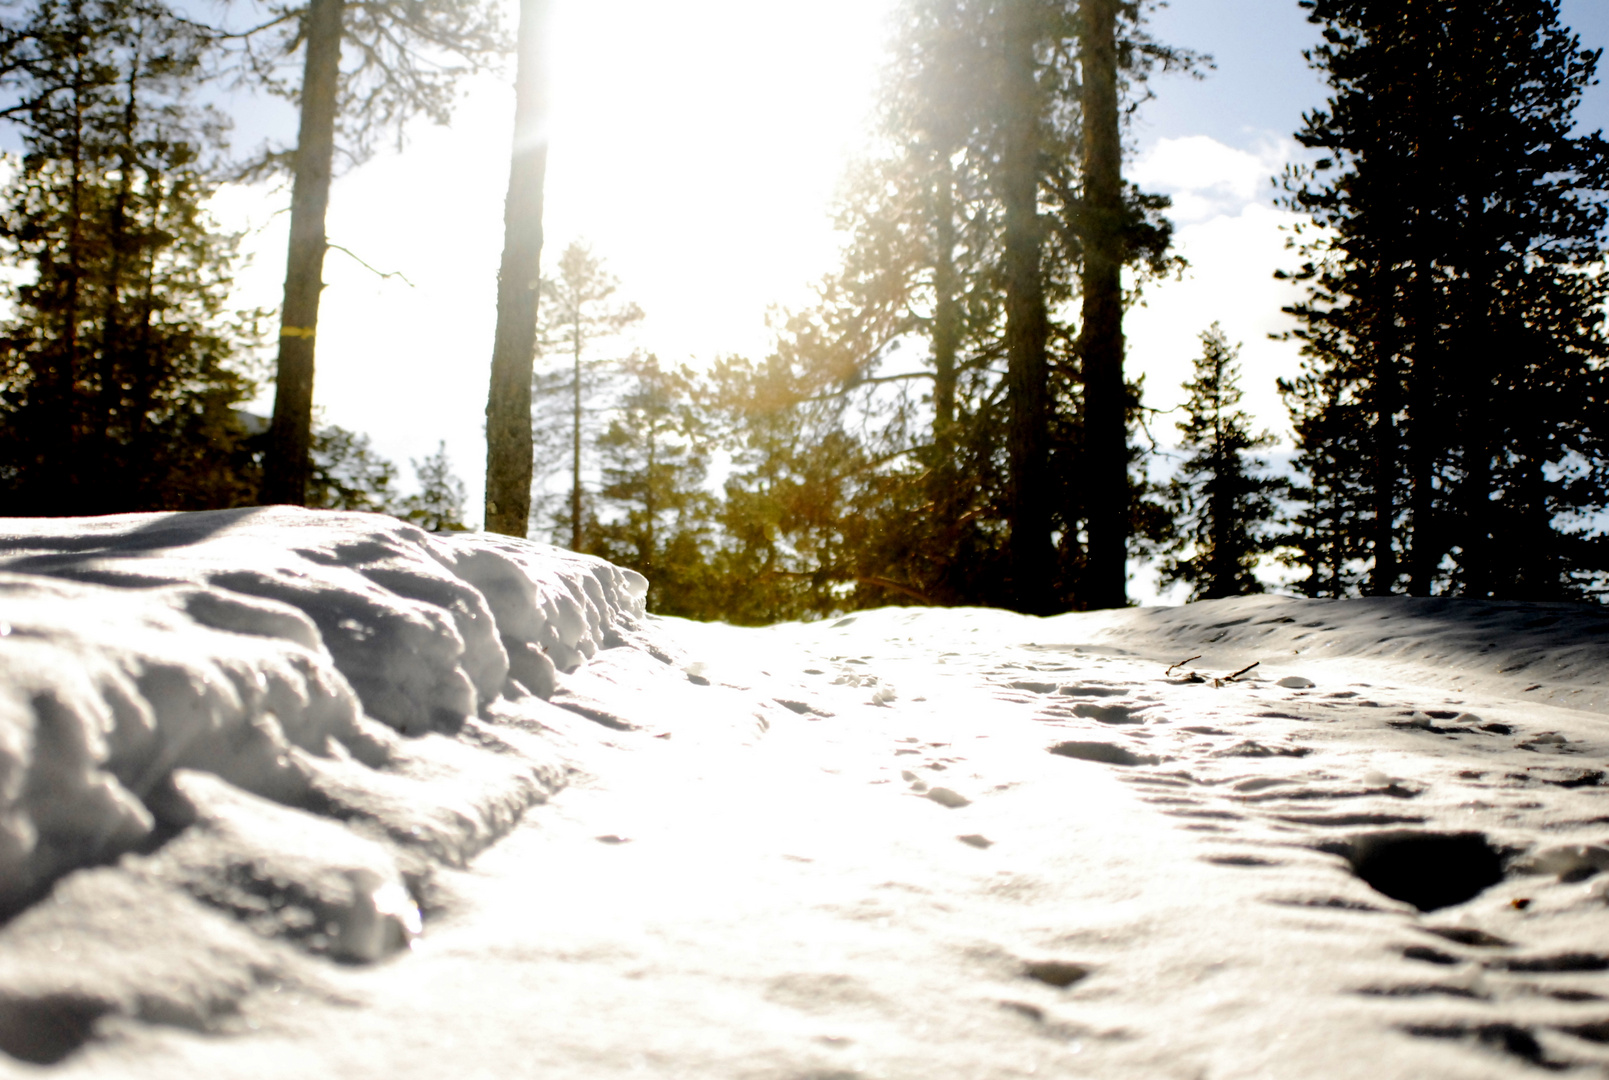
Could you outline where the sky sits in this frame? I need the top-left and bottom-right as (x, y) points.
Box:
(211, 0), (1609, 533)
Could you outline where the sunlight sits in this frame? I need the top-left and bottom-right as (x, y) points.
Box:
(215, 0), (897, 513)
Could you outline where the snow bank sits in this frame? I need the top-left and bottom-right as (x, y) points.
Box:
(0, 507), (660, 1060)
(13, 522), (1609, 1074)
(785, 595), (1609, 714)
(1067, 594), (1609, 711)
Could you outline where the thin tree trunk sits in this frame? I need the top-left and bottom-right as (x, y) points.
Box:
(644, 421), (655, 572)
(929, 157), (962, 595)
(1369, 325), (1400, 596)
(97, 52), (139, 505)
(1403, 32), (1442, 598)
(483, 0), (550, 536)
(1405, 253), (1439, 596)
(50, 35), (87, 510)
(262, 0), (344, 505)
(570, 327), (582, 550)
(931, 161), (960, 450)
(1000, 0), (1055, 614)
(1079, 0), (1127, 610)
(1459, 276), (1498, 598)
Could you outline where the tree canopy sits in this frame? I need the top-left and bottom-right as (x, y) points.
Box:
(1280, 0), (1609, 600)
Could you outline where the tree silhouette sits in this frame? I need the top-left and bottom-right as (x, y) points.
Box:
(1158, 326), (1282, 599)
(0, 0), (263, 514)
(1281, 0), (1609, 599)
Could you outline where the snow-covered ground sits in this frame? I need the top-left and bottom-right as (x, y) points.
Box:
(2, 509), (1608, 1078)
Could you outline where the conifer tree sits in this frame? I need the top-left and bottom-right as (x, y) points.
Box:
(0, 0), (263, 515)
(534, 240), (642, 551)
(590, 357), (716, 614)
(306, 421), (399, 511)
(1281, 0), (1609, 600)
(752, 0), (1192, 614)
(1158, 326), (1281, 599)
(402, 440), (467, 531)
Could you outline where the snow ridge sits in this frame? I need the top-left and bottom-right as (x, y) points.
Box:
(0, 507), (652, 1061)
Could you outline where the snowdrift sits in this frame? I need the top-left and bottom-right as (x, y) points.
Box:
(4, 512), (1609, 1078)
(0, 508), (663, 1062)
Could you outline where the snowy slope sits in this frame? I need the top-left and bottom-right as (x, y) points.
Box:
(1, 511), (1608, 1078)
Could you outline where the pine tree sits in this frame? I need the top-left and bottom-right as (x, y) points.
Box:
(590, 357), (717, 614)
(402, 441), (468, 531)
(534, 240), (643, 551)
(1158, 326), (1282, 599)
(1281, 0), (1609, 600)
(306, 421), (400, 512)
(708, 354), (879, 623)
(751, 0), (1193, 614)
(0, 0), (263, 515)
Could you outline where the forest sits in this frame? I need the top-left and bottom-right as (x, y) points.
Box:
(0, 0), (1605, 623)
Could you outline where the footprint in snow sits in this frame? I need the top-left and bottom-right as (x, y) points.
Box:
(1071, 702), (1147, 725)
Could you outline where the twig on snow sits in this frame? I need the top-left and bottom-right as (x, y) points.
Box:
(1211, 661), (1260, 688)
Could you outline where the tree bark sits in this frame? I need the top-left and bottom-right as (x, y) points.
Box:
(262, 0), (344, 506)
(1000, 0), (1055, 615)
(1368, 271), (1401, 596)
(570, 328), (582, 550)
(483, 0), (550, 536)
(931, 162), (960, 450)
(928, 157), (962, 595)
(1078, 0), (1127, 610)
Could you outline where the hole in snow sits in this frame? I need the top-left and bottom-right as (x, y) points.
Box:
(1022, 960), (1091, 988)
(1490, 953), (1609, 973)
(1402, 1023), (1560, 1069)
(1344, 831), (1505, 912)
(1423, 926), (1511, 949)
(1048, 741), (1160, 767)
(1561, 1021), (1609, 1043)
(0, 993), (109, 1064)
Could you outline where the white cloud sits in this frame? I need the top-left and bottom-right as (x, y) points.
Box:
(1121, 134), (1318, 443)
(1123, 198), (1312, 606)
(1126, 205), (1310, 444)
(1131, 135), (1297, 224)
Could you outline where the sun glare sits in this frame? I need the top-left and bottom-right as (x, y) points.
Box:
(217, 0), (897, 513)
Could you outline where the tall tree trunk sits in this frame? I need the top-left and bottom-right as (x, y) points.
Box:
(570, 327), (582, 550)
(1368, 289), (1401, 596)
(1403, 33), (1442, 598)
(644, 421), (656, 572)
(1405, 254), (1439, 596)
(928, 157), (962, 595)
(1000, 0), (1055, 614)
(1078, 0), (1127, 610)
(1369, 432), (1399, 595)
(483, 0), (550, 536)
(1459, 274), (1499, 598)
(97, 55), (140, 505)
(931, 160), (960, 452)
(261, 0), (344, 506)
(49, 39), (87, 511)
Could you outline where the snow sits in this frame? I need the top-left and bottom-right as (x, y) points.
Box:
(2, 510), (1609, 1077)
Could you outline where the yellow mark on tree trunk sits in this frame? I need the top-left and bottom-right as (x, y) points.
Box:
(280, 325), (317, 339)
